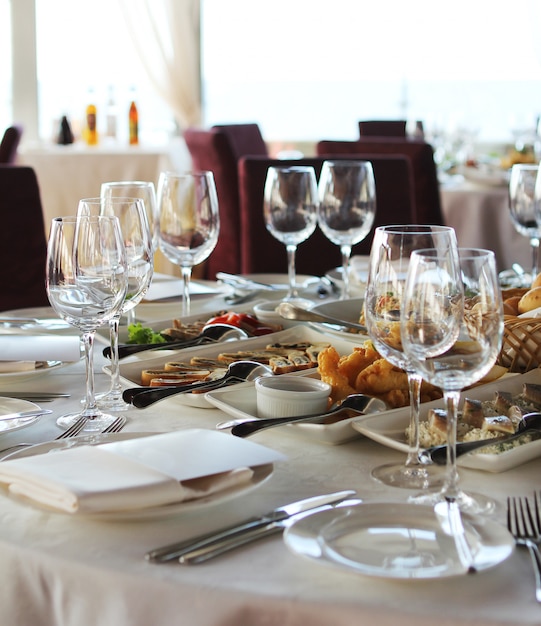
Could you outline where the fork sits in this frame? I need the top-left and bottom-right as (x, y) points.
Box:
(101, 416), (126, 434)
(507, 496), (541, 602)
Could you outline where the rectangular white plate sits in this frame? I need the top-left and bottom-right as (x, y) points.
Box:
(351, 369), (541, 473)
(117, 326), (360, 408)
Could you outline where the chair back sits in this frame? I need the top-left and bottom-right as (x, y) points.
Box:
(358, 120), (407, 137)
(0, 125), (23, 164)
(211, 123), (268, 159)
(0, 165), (49, 311)
(316, 138), (443, 225)
(237, 155), (415, 275)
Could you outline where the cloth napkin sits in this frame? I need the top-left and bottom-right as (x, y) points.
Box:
(0, 429), (285, 514)
(0, 335), (81, 365)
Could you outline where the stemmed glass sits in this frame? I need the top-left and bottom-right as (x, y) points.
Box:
(46, 215), (127, 431)
(401, 248), (503, 514)
(100, 181), (157, 325)
(509, 163), (540, 286)
(263, 166), (318, 301)
(364, 225), (458, 489)
(78, 197), (154, 412)
(157, 171), (220, 316)
(317, 160), (376, 299)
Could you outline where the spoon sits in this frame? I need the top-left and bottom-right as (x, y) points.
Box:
(104, 324), (249, 359)
(420, 412), (541, 465)
(225, 394), (387, 438)
(123, 361), (274, 408)
(276, 302), (367, 333)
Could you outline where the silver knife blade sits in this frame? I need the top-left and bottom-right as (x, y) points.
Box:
(0, 392), (70, 400)
(216, 273), (282, 292)
(0, 409), (52, 422)
(179, 499), (362, 565)
(146, 489), (356, 563)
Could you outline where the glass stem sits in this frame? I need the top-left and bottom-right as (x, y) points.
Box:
(106, 315), (122, 397)
(286, 244), (298, 299)
(125, 307), (136, 326)
(340, 244), (352, 300)
(531, 238), (540, 280)
(442, 389), (461, 500)
(81, 330), (99, 419)
(181, 265), (192, 316)
(404, 372), (422, 467)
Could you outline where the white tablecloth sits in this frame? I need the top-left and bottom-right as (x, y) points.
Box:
(441, 180), (530, 272)
(0, 295), (539, 625)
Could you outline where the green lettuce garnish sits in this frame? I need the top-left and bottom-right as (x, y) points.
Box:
(127, 322), (167, 344)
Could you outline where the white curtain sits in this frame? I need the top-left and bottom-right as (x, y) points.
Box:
(118, 0), (202, 130)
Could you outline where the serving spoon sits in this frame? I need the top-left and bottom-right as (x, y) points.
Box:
(420, 412), (541, 465)
(123, 361), (274, 408)
(276, 302), (367, 333)
(104, 324), (248, 359)
(221, 394), (387, 438)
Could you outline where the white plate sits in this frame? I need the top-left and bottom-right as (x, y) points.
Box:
(4, 432), (274, 521)
(326, 255), (368, 297)
(460, 165), (510, 187)
(352, 369), (541, 472)
(117, 325), (351, 409)
(0, 306), (76, 334)
(207, 380), (360, 445)
(0, 397), (41, 434)
(308, 298), (367, 342)
(0, 360), (66, 380)
(284, 502), (513, 579)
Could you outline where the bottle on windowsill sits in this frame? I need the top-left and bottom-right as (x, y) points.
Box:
(129, 100), (139, 145)
(85, 98), (98, 146)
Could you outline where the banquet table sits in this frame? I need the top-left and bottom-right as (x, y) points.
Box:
(0, 286), (540, 626)
(440, 179), (529, 273)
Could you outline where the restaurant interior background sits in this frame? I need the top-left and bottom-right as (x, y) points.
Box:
(2, 0), (541, 160)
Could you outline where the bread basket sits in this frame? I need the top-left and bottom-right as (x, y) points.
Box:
(498, 288), (541, 372)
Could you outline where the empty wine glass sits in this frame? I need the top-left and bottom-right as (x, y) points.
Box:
(401, 248), (503, 514)
(46, 215), (127, 431)
(317, 160), (376, 298)
(364, 225), (458, 489)
(509, 163), (540, 286)
(157, 171), (220, 316)
(263, 165), (318, 301)
(79, 197), (154, 412)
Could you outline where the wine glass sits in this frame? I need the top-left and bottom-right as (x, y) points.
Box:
(401, 248), (503, 514)
(509, 163), (540, 286)
(364, 225), (458, 489)
(317, 160), (376, 298)
(157, 171), (220, 316)
(78, 197), (154, 412)
(46, 215), (127, 431)
(263, 166), (318, 301)
(100, 181), (157, 325)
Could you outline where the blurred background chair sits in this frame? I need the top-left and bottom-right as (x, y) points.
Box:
(237, 155), (415, 275)
(358, 120), (407, 137)
(0, 124), (23, 164)
(0, 165), (49, 311)
(316, 138), (443, 225)
(211, 123), (268, 159)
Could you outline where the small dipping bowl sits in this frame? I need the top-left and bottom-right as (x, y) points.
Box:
(253, 300), (297, 329)
(255, 375), (331, 419)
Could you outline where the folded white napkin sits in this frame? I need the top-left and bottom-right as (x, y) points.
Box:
(0, 335), (81, 363)
(0, 429), (285, 514)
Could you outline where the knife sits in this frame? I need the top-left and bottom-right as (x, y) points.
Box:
(179, 498), (362, 565)
(0, 392), (70, 401)
(0, 409), (52, 422)
(216, 273), (283, 292)
(146, 489), (356, 563)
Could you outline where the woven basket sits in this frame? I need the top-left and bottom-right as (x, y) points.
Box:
(497, 288), (541, 372)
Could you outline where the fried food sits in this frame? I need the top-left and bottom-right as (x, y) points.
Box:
(317, 346), (356, 402)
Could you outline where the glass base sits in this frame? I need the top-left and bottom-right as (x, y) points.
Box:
(56, 410), (117, 433)
(408, 489), (495, 516)
(371, 462), (445, 490)
(95, 390), (130, 412)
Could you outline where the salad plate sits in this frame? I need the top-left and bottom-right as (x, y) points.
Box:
(308, 298), (367, 342)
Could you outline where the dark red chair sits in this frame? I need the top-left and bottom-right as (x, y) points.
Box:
(237, 155), (416, 276)
(316, 138), (443, 226)
(0, 165), (49, 311)
(358, 120), (407, 137)
(211, 123), (268, 159)
(0, 125), (23, 164)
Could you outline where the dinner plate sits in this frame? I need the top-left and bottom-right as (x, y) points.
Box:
(206, 380), (361, 445)
(118, 325), (354, 409)
(0, 360), (65, 380)
(283, 502), (513, 579)
(3, 432), (274, 521)
(0, 397), (41, 434)
(0, 306), (76, 334)
(325, 255), (369, 297)
(308, 298), (367, 342)
(352, 368), (541, 472)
